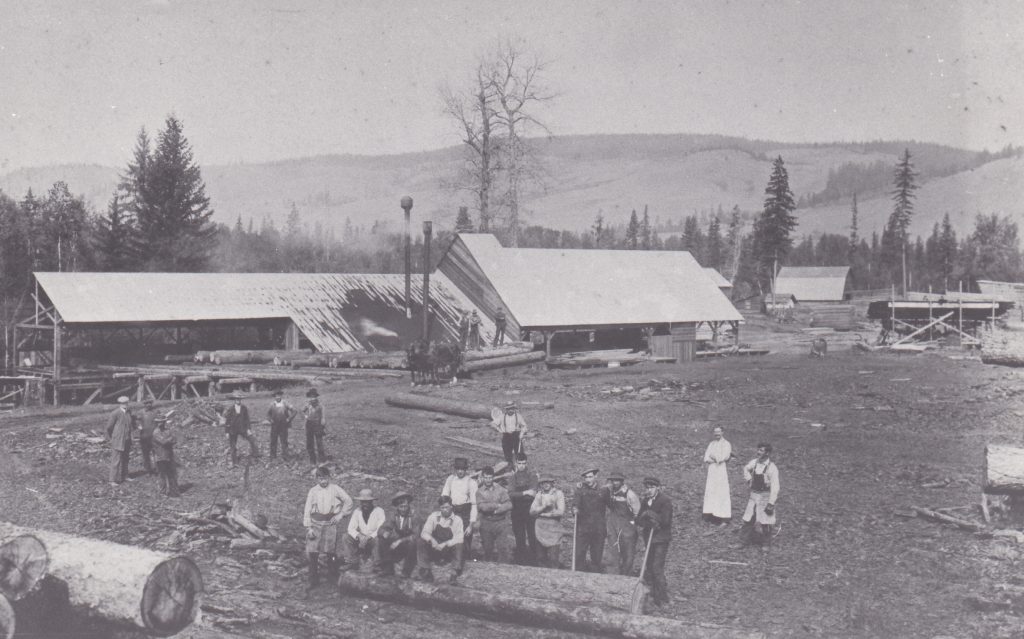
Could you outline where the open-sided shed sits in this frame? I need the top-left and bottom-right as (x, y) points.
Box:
(775, 266), (851, 303)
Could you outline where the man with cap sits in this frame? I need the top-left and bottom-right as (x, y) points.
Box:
(508, 453), (539, 565)
(341, 488), (386, 572)
(378, 491), (422, 577)
(530, 475), (566, 568)
(441, 457), (478, 558)
(573, 467), (608, 573)
(303, 388), (327, 465)
(637, 477), (673, 609)
(152, 414), (180, 497)
(222, 391), (260, 468)
(490, 400), (528, 465)
(417, 495), (465, 584)
(475, 466), (512, 562)
(106, 396), (136, 485)
(267, 390), (297, 461)
(137, 398), (159, 475)
(606, 470), (641, 575)
(741, 443), (781, 546)
(303, 466), (353, 587)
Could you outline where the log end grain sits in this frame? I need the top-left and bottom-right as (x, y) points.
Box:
(0, 535), (48, 601)
(140, 557), (204, 637)
(0, 594), (13, 639)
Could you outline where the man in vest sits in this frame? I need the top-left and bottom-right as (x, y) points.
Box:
(441, 457), (478, 559)
(378, 491), (421, 577)
(468, 310), (482, 350)
(341, 489), (386, 572)
(741, 443), (781, 546)
(605, 470), (641, 575)
(137, 398), (159, 475)
(508, 453), (539, 565)
(303, 388), (327, 465)
(476, 466), (512, 562)
(267, 390), (297, 461)
(637, 477), (673, 609)
(106, 396), (135, 485)
(417, 496), (465, 584)
(303, 466), (354, 587)
(490, 400), (528, 465)
(222, 391), (260, 469)
(573, 467), (608, 573)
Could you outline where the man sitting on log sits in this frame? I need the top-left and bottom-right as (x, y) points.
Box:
(573, 467), (608, 573)
(267, 390), (297, 461)
(303, 389), (327, 465)
(222, 391), (260, 469)
(476, 466), (512, 562)
(530, 476), (566, 568)
(303, 466), (354, 587)
(441, 457), (478, 559)
(107, 395), (136, 486)
(740, 443), (781, 547)
(341, 489), (386, 573)
(491, 400), (528, 465)
(138, 398), (159, 475)
(637, 477), (673, 610)
(417, 496), (465, 584)
(508, 453), (539, 566)
(152, 415), (180, 497)
(377, 491), (421, 577)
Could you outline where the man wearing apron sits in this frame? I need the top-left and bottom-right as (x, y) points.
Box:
(529, 476), (566, 568)
(441, 457), (478, 559)
(741, 442), (781, 545)
(605, 470), (640, 575)
(303, 466), (354, 587)
(417, 496), (465, 584)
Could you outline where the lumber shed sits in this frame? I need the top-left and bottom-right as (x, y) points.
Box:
(13, 272), (492, 405)
(437, 233), (742, 359)
(774, 266), (851, 304)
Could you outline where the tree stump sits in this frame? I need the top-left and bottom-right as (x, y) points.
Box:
(0, 535), (48, 601)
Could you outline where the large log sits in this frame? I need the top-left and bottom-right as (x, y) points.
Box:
(462, 343), (535, 362)
(0, 535), (48, 601)
(384, 393), (491, 419)
(162, 354), (194, 364)
(286, 356), (333, 368)
(0, 594), (12, 639)
(211, 349), (313, 366)
(461, 351), (546, 373)
(983, 444), (1024, 494)
(335, 571), (763, 639)
(349, 352), (408, 370)
(0, 522), (203, 637)
(457, 562), (644, 612)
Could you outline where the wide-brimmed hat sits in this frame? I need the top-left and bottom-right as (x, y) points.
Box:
(502, 400), (518, 410)
(228, 391), (245, 400)
(580, 468), (599, 478)
(356, 488), (375, 501)
(391, 491), (412, 505)
(116, 396), (130, 404)
(607, 470), (626, 481)
(306, 388), (319, 398)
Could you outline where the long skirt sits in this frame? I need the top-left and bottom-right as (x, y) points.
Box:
(742, 491), (776, 525)
(702, 462), (732, 519)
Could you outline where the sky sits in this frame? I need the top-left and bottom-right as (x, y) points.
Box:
(1, 0), (1022, 171)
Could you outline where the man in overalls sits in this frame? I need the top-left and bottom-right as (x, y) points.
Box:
(573, 468), (608, 573)
(741, 443), (780, 546)
(605, 470), (640, 575)
(417, 496), (465, 584)
(303, 388), (327, 465)
(508, 453), (539, 565)
(303, 466), (353, 587)
(267, 390), (297, 461)
(441, 457), (478, 559)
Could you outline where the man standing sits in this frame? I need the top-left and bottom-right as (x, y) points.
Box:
(468, 310), (482, 350)
(417, 496), (465, 584)
(490, 401), (527, 465)
(475, 466), (512, 562)
(267, 390), (297, 461)
(303, 466), (354, 587)
(303, 389), (327, 465)
(606, 470), (641, 576)
(741, 443), (781, 546)
(378, 491), (421, 577)
(441, 457), (478, 559)
(492, 307), (507, 347)
(637, 477), (673, 609)
(106, 396), (135, 486)
(458, 310), (471, 350)
(222, 391), (260, 468)
(342, 489), (386, 572)
(152, 416), (181, 497)
(508, 453), (539, 565)
(530, 476), (566, 568)
(703, 426), (733, 525)
(573, 468), (608, 573)
(137, 398), (159, 475)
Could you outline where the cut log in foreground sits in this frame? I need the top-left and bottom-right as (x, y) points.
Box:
(461, 351), (546, 373)
(335, 571), (763, 639)
(0, 594), (13, 639)
(384, 393), (492, 419)
(984, 444), (1024, 494)
(0, 535), (48, 601)
(0, 522), (203, 637)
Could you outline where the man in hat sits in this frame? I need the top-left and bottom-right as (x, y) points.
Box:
(441, 457), (478, 558)
(508, 453), (539, 565)
(267, 390), (297, 461)
(741, 443), (780, 546)
(303, 388), (327, 465)
(573, 468), (608, 573)
(137, 398), (159, 475)
(476, 466), (512, 562)
(468, 310), (482, 350)
(222, 391), (260, 468)
(458, 310), (471, 350)
(106, 396), (136, 485)
(378, 491), (421, 577)
(152, 414), (181, 497)
(417, 495), (465, 584)
(606, 470), (641, 575)
(303, 466), (353, 587)
(492, 307), (507, 347)
(490, 400), (528, 465)
(342, 488), (386, 572)
(637, 477), (673, 609)
(530, 476), (566, 568)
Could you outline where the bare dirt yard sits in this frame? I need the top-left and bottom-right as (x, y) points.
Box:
(3, 345), (1023, 638)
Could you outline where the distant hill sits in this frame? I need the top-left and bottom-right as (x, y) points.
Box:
(1, 134), (1018, 240)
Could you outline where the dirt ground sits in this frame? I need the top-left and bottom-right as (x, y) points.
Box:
(3, 341), (1024, 638)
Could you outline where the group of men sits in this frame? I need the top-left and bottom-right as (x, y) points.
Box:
(105, 395), (180, 496)
(701, 427), (782, 546)
(458, 307), (508, 350)
(219, 388), (327, 467)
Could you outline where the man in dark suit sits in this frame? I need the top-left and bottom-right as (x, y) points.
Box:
(637, 477), (673, 610)
(222, 391), (260, 468)
(107, 396), (135, 485)
(377, 491), (422, 577)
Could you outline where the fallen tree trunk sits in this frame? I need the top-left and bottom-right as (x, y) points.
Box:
(912, 507), (983, 531)
(0, 594), (12, 639)
(384, 393), (491, 419)
(211, 349), (314, 366)
(0, 534), (48, 601)
(984, 444), (1024, 494)
(444, 435), (504, 457)
(461, 351), (546, 373)
(335, 571), (762, 639)
(0, 522), (203, 637)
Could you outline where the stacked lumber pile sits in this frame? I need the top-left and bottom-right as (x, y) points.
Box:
(195, 350), (313, 365)
(981, 327), (1024, 366)
(808, 305), (858, 330)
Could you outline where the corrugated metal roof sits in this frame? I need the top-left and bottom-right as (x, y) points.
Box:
(454, 234), (742, 327)
(34, 272), (490, 353)
(775, 266), (850, 301)
(703, 268), (732, 288)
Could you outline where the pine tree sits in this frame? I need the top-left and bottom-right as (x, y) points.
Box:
(93, 194), (139, 271)
(592, 213), (606, 248)
(724, 205), (743, 281)
(640, 205), (652, 250)
(753, 156), (797, 290)
(454, 206), (475, 233)
(625, 210), (640, 249)
(705, 216), (723, 271)
(39, 181), (91, 272)
(849, 193), (859, 260)
(936, 213), (957, 289)
(285, 203), (302, 240)
(883, 149), (918, 291)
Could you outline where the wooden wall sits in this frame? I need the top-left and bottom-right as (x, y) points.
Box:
(437, 237), (522, 341)
(650, 324), (697, 362)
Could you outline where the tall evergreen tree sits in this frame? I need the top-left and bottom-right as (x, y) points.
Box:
(640, 205), (652, 250)
(38, 181), (91, 272)
(848, 193), (859, 260)
(705, 216), (723, 271)
(883, 149), (918, 291)
(723, 205), (743, 281)
(625, 210), (640, 249)
(753, 156), (797, 290)
(454, 206), (476, 233)
(93, 194), (139, 271)
(936, 213), (957, 289)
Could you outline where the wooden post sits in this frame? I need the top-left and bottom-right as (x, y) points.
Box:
(544, 332), (552, 358)
(136, 376), (145, 402)
(402, 196), (413, 319)
(422, 220), (432, 342)
(52, 319), (61, 407)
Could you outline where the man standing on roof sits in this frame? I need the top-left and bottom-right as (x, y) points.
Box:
(573, 467), (608, 573)
(303, 466), (353, 587)
(107, 396), (135, 486)
(267, 390), (297, 461)
(637, 477), (673, 609)
(303, 388), (327, 465)
(492, 307), (507, 347)
(137, 398), (159, 475)
(741, 443), (781, 546)
(222, 391), (260, 468)
(441, 457), (478, 559)
(606, 470), (641, 575)
(508, 453), (539, 565)
(475, 466), (512, 562)
(468, 310), (482, 350)
(490, 400), (527, 465)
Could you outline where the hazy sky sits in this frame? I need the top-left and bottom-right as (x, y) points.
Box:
(2, 0), (1021, 170)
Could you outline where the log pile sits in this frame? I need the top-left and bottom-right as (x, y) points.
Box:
(195, 349), (313, 365)
(176, 503), (290, 550)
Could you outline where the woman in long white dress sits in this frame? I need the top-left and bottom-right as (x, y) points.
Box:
(702, 426), (732, 524)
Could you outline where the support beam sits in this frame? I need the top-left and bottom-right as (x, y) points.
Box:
(52, 321), (61, 407)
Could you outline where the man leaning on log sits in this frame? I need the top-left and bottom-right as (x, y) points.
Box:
(107, 395), (136, 486)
